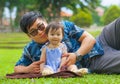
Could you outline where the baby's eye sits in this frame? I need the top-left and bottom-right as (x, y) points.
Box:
(51, 34), (54, 36)
(57, 34), (60, 36)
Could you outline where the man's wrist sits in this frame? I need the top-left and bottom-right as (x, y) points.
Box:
(74, 51), (83, 61)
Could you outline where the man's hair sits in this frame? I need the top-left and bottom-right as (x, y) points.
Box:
(20, 11), (44, 33)
(45, 21), (64, 36)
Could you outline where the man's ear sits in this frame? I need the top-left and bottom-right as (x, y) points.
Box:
(27, 34), (32, 40)
(27, 34), (30, 37)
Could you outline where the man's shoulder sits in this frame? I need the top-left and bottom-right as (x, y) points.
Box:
(61, 20), (74, 32)
(24, 40), (37, 49)
(62, 20), (74, 26)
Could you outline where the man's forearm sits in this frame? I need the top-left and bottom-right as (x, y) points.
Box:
(78, 36), (96, 56)
(78, 31), (96, 56)
(14, 65), (29, 73)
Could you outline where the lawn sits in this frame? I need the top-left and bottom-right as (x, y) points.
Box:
(0, 31), (120, 84)
(0, 32), (30, 49)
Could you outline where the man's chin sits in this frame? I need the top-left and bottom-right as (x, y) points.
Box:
(37, 39), (47, 44)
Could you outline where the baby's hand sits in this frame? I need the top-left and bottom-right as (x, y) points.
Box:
(57, 68), (61, 72)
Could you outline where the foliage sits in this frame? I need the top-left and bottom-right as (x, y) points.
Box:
(0, 0), (101, 32)
(102, 5), (120, 25)
(70, 9), (93, 27)
(0, 0), (7, 24)
(31, 0), (101, 21)
(14, 0), (38, 28)
(65, 0), (101, 13)
(78, 0), (101, 10)
(91, 11), (102, 26)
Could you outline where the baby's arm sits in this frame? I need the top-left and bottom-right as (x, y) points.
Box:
(58, 56), (67, 71)
(40, 48), (46, 72)
(58, 43), (68, 71)
(40, 47), (54, 75)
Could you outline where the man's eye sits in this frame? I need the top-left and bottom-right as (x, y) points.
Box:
(30, 30), (36, 33)
(38, 23), (45, 31)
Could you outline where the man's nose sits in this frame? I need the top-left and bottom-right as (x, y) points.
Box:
(38, 29), (43, 34)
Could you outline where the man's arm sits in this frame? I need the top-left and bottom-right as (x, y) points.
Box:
(77, 31), (96, 56)
(14, 61), (42, 73)
(64, 31), (96, 66)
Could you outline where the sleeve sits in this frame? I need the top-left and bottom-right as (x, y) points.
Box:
(63, 20), (85, 40)
(15, 46), (33, 66)
(40, 43), (47, 51)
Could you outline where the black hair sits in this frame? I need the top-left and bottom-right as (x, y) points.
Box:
(20, 11), (44, 33)
(45, 21), (64, 36)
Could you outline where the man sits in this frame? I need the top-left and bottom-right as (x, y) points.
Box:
(15, 11), (110, 74)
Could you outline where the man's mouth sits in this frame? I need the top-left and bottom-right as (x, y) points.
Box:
(41, 33), (46, 38)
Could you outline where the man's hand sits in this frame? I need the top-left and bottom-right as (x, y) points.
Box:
(14, 61), (44, 74)
(27, 61), (44, 73)
(62, 53), (76, 66)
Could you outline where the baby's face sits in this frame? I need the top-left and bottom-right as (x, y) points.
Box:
(47, 28), (63, 45)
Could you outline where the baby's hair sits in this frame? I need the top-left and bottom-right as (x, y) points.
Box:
(45, 21), (64, 36)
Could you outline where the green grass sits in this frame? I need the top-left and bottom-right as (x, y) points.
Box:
(0, 49), (120, 84)
(0, 31), (120, 84)
(0, 49), (22, 75)
(0, 44), (26, 47)
(86, 28), (102, 38)
(0, 32), (30, 49)
(0, 32), (30, 42)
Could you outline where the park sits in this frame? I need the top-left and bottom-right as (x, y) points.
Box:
(0, 0), (120, 84)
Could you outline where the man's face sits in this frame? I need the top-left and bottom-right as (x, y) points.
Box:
(28, 18), (48, 43)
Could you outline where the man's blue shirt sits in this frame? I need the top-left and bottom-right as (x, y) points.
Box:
(15, 20), (104, 67)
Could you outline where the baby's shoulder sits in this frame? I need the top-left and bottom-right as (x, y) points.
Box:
(41, 42), (49, 51)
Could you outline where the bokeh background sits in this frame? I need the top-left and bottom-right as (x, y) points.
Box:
(0, 0), (120, 33)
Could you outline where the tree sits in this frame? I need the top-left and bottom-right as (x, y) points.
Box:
(70, 8), (93, 27)
(12, 0), (37, 31)
(0, 0), (7, 25)
(102, 5), (120, 25)
(35, 0), (101, 21)
(0, 0), (101, 32)
(0, 0), (37, 31)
